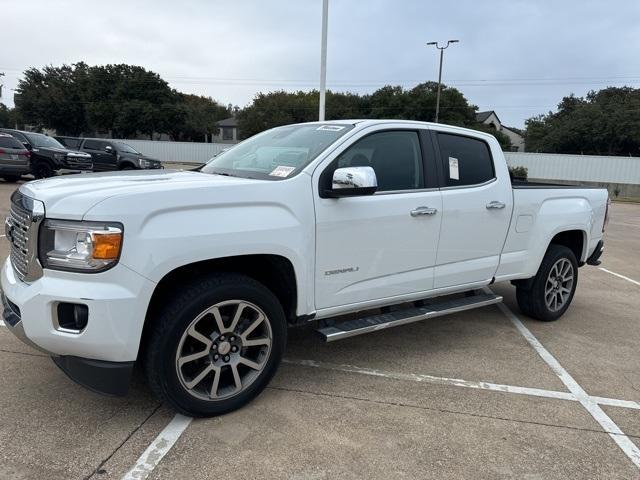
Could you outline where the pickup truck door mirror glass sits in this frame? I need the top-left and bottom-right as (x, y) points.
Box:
(22, 142), (32, 150)
(329, 167), (378, 197)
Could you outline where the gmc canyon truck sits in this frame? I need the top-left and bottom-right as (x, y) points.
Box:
(1, 120), (608, 417)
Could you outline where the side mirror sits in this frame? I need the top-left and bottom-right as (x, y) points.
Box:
(105, 145), (114, 153)
(22, 142), (32, 151)
(327, 166), (377, 197)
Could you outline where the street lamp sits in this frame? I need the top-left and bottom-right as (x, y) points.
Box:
(426, 39), (459, 123)
(318, 0), (329, 121)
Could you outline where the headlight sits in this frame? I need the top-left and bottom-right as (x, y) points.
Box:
(53, 153), (66, 161)
(138, 158), (151, 168)
(39, 220), (123, 272)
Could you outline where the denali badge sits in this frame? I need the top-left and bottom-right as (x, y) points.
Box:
(325, 267), (360, 276)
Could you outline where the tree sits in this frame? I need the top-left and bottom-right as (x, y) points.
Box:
(525, 87), (640, 156)
(15, 64), (89, 134)
(12, 62), (229, 140)
(0, 103), (11, 127)
(171, 94), (230, 141)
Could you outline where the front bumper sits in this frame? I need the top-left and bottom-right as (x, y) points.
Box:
(1, 259), (155, 395)
(0, 258), (156, 361)
(2, 294), (133, 395)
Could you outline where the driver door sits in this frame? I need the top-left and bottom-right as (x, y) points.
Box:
(313, 128), (442, 311)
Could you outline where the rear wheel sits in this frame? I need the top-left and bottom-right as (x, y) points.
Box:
(144, 273), (287, 417)
(33, 162), (54, 179)
(2, 175), (20, 183)
(516, 244), (578, 321)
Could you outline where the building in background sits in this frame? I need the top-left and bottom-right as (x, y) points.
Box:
(213, 117), (240, 144)
(476, 111), (525, 152)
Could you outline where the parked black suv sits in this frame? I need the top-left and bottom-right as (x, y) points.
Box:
(76, 138), (162, 171)
(0, 129), (93, 178)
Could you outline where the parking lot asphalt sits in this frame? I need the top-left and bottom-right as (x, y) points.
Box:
(0, 178), (638, 479)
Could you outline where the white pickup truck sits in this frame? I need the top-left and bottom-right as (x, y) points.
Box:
(2, 120), (609, 416)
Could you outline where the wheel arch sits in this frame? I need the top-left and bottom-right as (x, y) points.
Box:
(118, 161), (137, 170)
(548, 229), (587, 264)
(140, 254), (299, 356)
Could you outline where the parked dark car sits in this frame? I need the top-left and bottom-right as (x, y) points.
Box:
(0, 129), (92, 178)
(76, 138), (163, 171)
(0, 133), (31, 182)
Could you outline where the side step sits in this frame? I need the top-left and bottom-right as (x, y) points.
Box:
(316, 292), (502, 342)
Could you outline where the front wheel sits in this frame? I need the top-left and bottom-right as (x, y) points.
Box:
(516, 244), (578, 321)
(144, 273), (287, 417)
(33, 162), (54, 179)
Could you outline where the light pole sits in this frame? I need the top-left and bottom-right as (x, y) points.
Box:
(426, 40), (459, 123)
(318, 0), (329, 121)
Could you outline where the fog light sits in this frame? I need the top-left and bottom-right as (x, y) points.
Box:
(56, 303), (89, 332)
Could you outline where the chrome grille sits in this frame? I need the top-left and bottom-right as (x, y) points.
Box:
(65, 155), (92, 170)
(6, 191), (44, 282)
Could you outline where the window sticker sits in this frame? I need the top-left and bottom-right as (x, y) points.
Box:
(270, 165), (296, 177)
(448, 157), (459, 180)
(316, 125), (345, 131)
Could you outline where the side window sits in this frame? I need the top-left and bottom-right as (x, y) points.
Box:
(437, 133), (495, 187)
(334, 131), (424, 192)
(6, 131), (27, 144)
(83, 139), (100, 150)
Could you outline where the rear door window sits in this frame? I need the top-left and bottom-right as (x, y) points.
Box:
(0, 136), (23, 149)
(437, 133), (495, 187)
(82, 139), (101, 150)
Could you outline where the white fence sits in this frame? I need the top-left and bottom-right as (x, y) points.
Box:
(116, 139), (228, 164)
(505, 152), (640, 185)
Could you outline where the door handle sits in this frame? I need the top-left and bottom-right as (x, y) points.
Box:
(486, 201), (506, 210)
(410, 206), (438, 217)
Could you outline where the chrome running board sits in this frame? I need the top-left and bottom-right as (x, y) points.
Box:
(317, 292), (502, 342)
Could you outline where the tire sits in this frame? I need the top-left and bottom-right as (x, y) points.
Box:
(144, 273), (287, 417)
(120, 164), (135, 170)
(2, 175), (20, 183)
(33, 162), (54, 179)
(516, 244), (578, 321)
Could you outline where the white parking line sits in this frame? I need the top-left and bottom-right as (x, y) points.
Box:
(0, 320), (5, 327)
(121, 414), (192, 480)
(598, 267), (640, 287)
(283, 358), (640, 411)
(495, 298), (640, 469)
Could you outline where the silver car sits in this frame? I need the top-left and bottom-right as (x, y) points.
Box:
(0, 133), (31, 182)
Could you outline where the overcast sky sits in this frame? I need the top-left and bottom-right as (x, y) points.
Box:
(1, 0), (639, 128)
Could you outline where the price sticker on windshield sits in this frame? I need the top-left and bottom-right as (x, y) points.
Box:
(270, 165), (296, 178)
(448, 157), (459, 180)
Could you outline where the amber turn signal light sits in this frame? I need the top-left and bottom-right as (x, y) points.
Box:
(92, 233), (123, 260)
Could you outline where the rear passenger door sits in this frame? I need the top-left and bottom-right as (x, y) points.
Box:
(433, 132), (513, 288)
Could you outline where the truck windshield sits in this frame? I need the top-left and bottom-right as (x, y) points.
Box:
(24, 132), (65, 149)
(201, 124), (354, 180)
(115, 142), (140, 154)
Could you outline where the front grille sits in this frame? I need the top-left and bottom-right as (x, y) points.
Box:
(64, 155), (93, 170)
(6, 191), (44, 282)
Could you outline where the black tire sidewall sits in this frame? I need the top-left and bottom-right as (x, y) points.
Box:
(149, 275), (287, 417)
(529, 245), (578, 321)
(33, 162), (54, 179)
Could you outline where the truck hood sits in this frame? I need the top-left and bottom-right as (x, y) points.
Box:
(19, 169), (264, 220)
(33, 146), (88, 156)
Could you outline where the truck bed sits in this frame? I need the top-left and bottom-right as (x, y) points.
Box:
(511, 179), (602, 189)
